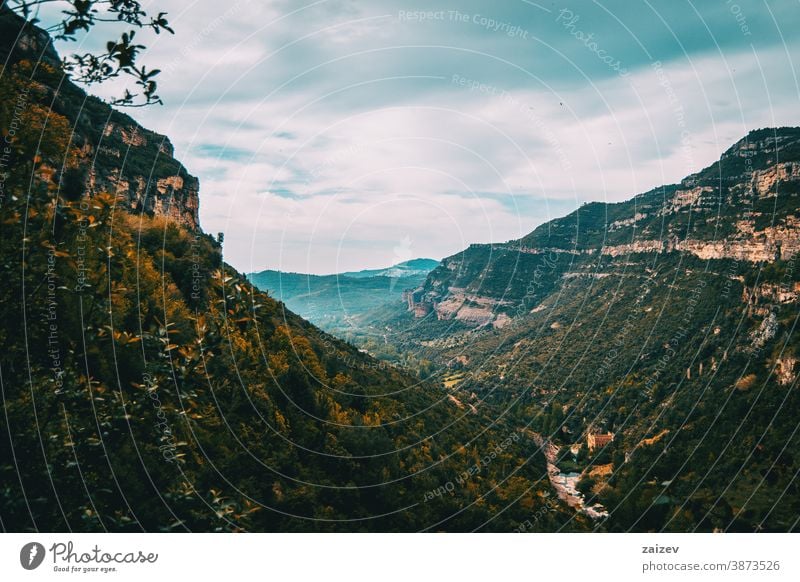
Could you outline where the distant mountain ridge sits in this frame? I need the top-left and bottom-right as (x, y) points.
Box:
(247, 259), (439, 335)
(341, 258), (440, 279)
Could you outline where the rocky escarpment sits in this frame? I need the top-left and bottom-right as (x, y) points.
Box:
(0, 7), (200, 229)
(599, 131), (800, 261)
(405, 128), (800, 323)
(90, 120), (200, 228)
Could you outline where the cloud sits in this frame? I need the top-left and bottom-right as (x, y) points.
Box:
(54, 0), (800, 273)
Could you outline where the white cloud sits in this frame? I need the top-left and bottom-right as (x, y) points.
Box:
(54, 1), (800, 274)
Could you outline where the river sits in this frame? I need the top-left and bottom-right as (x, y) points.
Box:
(523, 429), (609, 520)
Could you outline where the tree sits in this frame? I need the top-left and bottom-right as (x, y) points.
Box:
(576, 475), (596, 498)
(3, 0), (173, 106)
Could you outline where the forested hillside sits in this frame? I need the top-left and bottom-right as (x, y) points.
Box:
(0, 9), (573, 532)
(371, 129), (800, 532)
(2, 4), (798, 534)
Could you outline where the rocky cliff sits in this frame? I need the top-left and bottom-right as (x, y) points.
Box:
(404, 128), (800, 323)
(0, 6), (200, 229)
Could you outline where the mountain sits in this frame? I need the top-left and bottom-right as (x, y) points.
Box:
(403, 128), (800, 326)
(3, 5), (797, 533)
(0, 9), (200, 229)
(370, 128), (800, 531)
(0, 9), (570, 532)
(341, 258), (441, 279)
(247, 259), (438, 337)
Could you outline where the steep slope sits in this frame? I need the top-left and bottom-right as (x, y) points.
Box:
(0, 10), (571, 532)
(377, 130), (800, 531)
(0, 7), (200, 229)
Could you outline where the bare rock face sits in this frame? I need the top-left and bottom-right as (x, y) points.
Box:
(0, 6), (201, 231)
(752, 162), (800, 197)
(749, 312), (779, 352)
(744, 282), (800, 306)
(85, 113), (201, 231)
(412, 128), (800, 324)
(775, 356), (797, 386)
(601, 240), (665, 257)
(661, 186), (712, 213)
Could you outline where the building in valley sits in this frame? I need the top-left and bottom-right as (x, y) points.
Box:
(587, 432), (615, 451)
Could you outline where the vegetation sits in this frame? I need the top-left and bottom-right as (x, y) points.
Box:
(0, 35), (573, 532)
(2, 5), (798, 533)
(3, 0), (173, 106)
(364, 130), (800, 532)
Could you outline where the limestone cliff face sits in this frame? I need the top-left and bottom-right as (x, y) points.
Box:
(89, 120), (201, 229)
(599, 217), (800, 262)
(410, 128), (800, 321)
(775, 355), (797, 386)
(0, 7), (201, 230)
(598, 130), (800, 262)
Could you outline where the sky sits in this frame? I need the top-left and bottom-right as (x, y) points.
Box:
(53, 0), (800, 274)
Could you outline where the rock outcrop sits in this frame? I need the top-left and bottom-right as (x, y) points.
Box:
(0, 6), (201, 230)
(410, 128), (800, 324)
